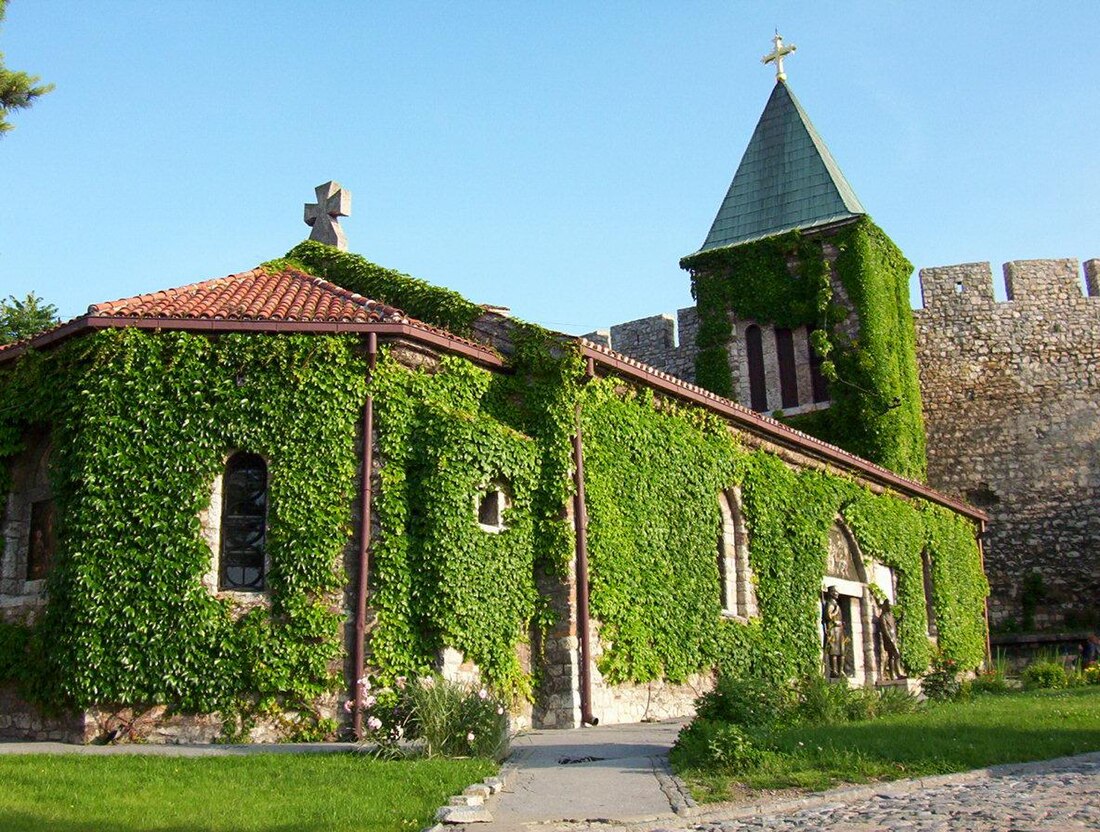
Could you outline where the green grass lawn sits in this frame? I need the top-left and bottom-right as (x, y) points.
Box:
(0, 752), (494, 831)
(679, 686), (1100, 801)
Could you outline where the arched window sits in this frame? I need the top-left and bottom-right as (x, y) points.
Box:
(807, 327), (830, 403)
(774, 328), (799, 409)
(25, 442), (55, 582)
(219, 452), (268, 591)
(1, 429), (56, 593)
(476, 480), (511, 533)
(718, 489), (757, 619)
(745, 325), (767, 412)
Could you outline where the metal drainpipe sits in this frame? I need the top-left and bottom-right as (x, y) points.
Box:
(573, 357), (598, 726)
(352, 333), (378, 740)
(976, 520), (993, 669)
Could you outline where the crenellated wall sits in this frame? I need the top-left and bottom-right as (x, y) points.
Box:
(584, 307), (700, 383)
(915, 258), (1100, 629)
(598, 256), (1100, 633)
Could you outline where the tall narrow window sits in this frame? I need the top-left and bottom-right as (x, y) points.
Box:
(219, 452), (267, 591)
(921, 550), (938, 636)
(775, 328), (799, 408)
(745, 325), (767, 412)
(807, 327), (830, 403)
(27, 498), (56, 581)
(718, 489), (757, 619)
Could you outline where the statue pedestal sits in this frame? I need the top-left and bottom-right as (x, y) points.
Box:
(875, 677), (922, 696)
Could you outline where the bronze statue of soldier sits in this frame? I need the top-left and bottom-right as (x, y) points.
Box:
(877, 598), (903, 680)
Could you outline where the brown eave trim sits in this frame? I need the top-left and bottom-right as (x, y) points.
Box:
(0, 316), (504, 368)
(580, 344), (987, 523)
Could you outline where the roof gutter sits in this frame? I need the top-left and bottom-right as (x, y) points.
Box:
(352, 333), (378, 739)
(579, 343), (987, 524)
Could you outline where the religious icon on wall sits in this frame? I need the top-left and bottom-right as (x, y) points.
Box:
(27, 498), (56, 581)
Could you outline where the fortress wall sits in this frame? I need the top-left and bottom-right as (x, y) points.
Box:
(586, 307), (699, 383)
(915, 259), (1100, 628)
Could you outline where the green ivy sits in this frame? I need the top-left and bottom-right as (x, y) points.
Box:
(580, 380), (740, 683)
(274, 242), (485, 336)
(682, 218), (927, 480)
(923, 503), (989, 668)
(367, 353), (543, 700)
(578, 376), (986, 684)
(0, 328), (367, 716)
(841, 492), (932, 673)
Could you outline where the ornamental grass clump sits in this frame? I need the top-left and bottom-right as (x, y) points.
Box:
(353, 674), (509, 761)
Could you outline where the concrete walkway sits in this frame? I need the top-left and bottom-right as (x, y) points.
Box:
(471, 720), (690, 831)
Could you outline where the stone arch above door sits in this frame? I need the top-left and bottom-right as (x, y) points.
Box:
(822, 518), (879, 686)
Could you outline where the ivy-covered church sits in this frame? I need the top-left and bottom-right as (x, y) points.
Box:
(0, 69), (988, 743)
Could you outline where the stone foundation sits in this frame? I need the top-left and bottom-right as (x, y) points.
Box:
(0, 684), (86, 742)
(586, 621), (712, 725)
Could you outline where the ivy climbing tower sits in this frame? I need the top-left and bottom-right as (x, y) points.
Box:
(681, 37), (927, 480)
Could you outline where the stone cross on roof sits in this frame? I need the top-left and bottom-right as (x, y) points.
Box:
(761, 31), (797, 82)
(304, 181), (351, 250)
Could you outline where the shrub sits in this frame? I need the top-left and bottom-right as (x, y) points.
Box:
(968, 670), (1010, 696)
(670, 718), (768, 772)
(695, 675), (795, 727)
(1022, 660), (1068, 690)
(1083, 666), (1100, 686)
(794, 674), (849, 724)
(357, 674), (509, 760)
(922, 655), (963, 701)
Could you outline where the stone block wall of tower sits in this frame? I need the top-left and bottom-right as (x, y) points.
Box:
(915, 258), (1100, 629)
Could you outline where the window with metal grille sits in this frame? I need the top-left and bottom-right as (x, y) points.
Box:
(775, 327), (799, 409)
(745, 325), (767, 411)
(219, 452), (267, 591)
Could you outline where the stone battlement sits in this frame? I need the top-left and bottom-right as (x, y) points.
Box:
(919, 258), (1100, 310)
(584, 307), (699, 383)
(914, 255), (1100, 629)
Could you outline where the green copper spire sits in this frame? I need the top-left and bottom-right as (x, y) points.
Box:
(698, 80), (866, 252)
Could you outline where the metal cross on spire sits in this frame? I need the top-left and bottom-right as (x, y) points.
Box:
(304, 181), (352, 250)
(761, 31), (797, 82)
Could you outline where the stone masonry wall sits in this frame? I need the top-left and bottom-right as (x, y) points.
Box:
(587, 620), (713, 726)
(585, 307), (700, 383)
(915, 258), (1100, 629)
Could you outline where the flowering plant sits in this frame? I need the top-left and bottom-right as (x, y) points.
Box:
(352, 673), (509, 760)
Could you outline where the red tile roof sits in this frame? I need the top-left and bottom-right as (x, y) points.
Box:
(0, 266), (501, 366)
(88, 267), (407, 323)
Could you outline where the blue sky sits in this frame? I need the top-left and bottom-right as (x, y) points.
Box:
(2, 2), (1097, 334)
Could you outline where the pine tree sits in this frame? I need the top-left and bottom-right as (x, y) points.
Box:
(0, 0), (52, 135)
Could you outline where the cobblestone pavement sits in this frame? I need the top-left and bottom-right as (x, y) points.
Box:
(530, 753), (1100, 832)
